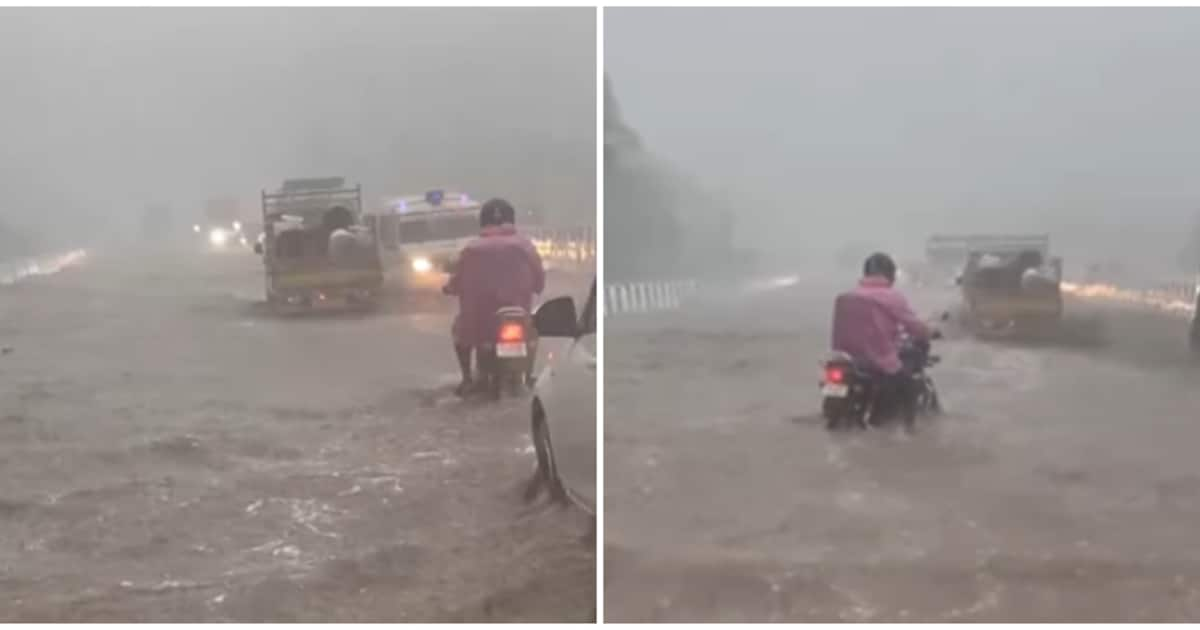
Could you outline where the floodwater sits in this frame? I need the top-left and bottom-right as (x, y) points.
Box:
(605, 273), (1200, 622)
(0, 245), (593, 622)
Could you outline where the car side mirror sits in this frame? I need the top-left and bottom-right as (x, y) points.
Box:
(254, 242), (263, 255)
(534, 296), (579, 338)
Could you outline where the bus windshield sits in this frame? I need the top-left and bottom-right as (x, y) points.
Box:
(398, 214), (478, 244)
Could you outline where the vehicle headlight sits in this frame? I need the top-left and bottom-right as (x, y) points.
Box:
(232, 221), (242, 232)
(239, 235), (249, 247)
(193, 224), (201, 233)
(209, 228), (228, 247)
(412, 257), (433, 273)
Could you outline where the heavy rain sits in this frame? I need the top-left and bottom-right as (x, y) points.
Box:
(605, 8), (1200, 622)
(0, 8), (595, 622)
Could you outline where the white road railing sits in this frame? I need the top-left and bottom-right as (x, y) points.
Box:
(605, 279), (698, 317)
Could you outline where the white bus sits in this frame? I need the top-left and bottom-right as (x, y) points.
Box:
(367, 190), (482, 278)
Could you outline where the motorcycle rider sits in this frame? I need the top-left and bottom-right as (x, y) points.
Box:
(443, 198), (545, 396)
(831, 252), (932, 430)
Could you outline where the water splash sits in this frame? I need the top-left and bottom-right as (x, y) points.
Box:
(0, 249), (88, 286)
(1061, 280), (1196, 317)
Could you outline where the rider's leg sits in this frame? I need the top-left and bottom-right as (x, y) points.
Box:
(452, 314), (475, 396)
(454, 343), (474, 395)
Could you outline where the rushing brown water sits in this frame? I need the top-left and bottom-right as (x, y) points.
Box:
(0, 247), (594, 622)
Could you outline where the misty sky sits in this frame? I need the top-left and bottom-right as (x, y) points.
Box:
(0, 8), (594, 244)
(607, 9), (1200, 269)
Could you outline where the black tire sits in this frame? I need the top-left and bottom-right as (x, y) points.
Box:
(476, 351), (503, 400)
(822, 397), (850, 431)
(825, 400), (864, 429)
(531, 400), (568, 504)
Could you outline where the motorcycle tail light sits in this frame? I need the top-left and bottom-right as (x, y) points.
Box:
(824, 366), (845, 383)
(498, 322), (525, 343)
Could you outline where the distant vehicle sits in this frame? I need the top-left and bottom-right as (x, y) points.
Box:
(943, 234), (1063, 338)
(926, 233), (1051, 267)
(364, 190), (481, 281)
(525, 279), (596, 521)
(926, 233), (1050, 282)
(195, 197), (251, 251)
(254, 177), (383, 312)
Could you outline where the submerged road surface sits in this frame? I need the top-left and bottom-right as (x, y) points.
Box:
(0, 246), (593, 622)
(605, 273), (1200, 622)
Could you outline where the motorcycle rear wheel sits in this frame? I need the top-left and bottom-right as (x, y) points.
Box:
(823, 398), (867, 431)
(821, 398), (845, 430)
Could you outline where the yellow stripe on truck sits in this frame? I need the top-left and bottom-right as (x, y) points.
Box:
(271, 269), (382, 289)
(973, 296), (1061, 317)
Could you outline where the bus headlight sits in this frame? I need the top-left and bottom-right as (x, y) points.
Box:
(412, 257), (433, 273)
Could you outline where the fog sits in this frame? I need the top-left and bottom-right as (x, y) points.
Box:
(0, 8), (595, 254)
(606, 8), (1200, 278)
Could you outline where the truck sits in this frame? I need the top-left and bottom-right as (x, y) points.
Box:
(255, 177), (384, 312)
(926, 234), (1052, 273)
(932, 234), (1063, 337)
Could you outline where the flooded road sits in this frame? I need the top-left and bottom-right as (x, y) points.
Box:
(605, 274), (1200, 622)
(0, 246), (593, 622)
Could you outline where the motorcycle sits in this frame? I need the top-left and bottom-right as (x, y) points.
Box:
(476, 306), (538, 400)
(820, 321), (945, 431)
